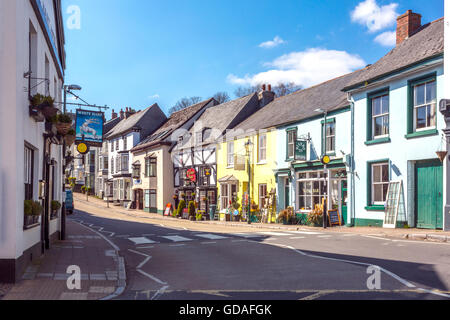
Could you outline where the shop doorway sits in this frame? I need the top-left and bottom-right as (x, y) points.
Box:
(134, 189), (144, 210)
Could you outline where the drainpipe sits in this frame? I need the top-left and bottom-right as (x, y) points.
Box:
(347, 92), (356, 227)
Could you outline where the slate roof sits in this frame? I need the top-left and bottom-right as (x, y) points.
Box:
(103, 117), (122, 135)
(178, 93), (260, 148)
(131, 98), (216, 152)
(233, 70), (365, 133)
(105, 103), (167, 140)
(344, 18), (444, 91)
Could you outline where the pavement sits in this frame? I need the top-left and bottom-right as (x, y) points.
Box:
(1, 220), (125, 300)
(74, 193), (450, 243)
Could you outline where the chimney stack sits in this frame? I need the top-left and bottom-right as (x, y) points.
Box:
(111, 109), (118, 120)
(119, 109), (125, 119)
(258, 83), (275, 108)
(396, 10), (422, 45)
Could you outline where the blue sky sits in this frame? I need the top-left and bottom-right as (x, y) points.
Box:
(62, 0), (444, 118)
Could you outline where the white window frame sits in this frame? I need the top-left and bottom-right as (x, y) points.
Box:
(371, 162), (390, 205)
(287, 130), (296, 159)
(227, 141), (234, 167)
(413, 80), (437, 132)
(297, 171), (327, 212)
(372, 94), (390, 139)
(324, 122), (336, 154)
(258, 134), (267, 163)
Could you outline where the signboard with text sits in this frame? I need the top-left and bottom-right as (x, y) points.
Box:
(75, 110), (104, 147)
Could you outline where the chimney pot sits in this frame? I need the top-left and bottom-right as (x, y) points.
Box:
(396, 10), (422, 45)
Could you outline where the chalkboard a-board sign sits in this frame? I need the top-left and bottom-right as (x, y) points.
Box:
(328, 209), (341, 227)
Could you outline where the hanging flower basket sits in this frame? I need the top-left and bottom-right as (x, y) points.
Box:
(436, 151), (448, 163)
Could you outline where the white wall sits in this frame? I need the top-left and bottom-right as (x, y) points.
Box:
(352, 66), (445, 225)
(0, 0), (64, 260)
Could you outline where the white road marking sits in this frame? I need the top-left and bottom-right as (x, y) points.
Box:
(289, 231), (323, 235)
(169, 244), (186, 247)
(128, 237), (157, 245)
(137, 246), (154, 249)
(162, 235), (193, 242)
(317, 235), (333, 238)
(137, 269), (167, 285)
(290, 236), (306, 239)
(195, 234), (228, 240)
(137, 256), (152, 269)
(259, 232), (292, 236)
(201, 242), (217, 245)
(232, 233), (262, 238)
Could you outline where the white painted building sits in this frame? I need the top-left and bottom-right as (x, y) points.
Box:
(344, 12), (445, 229)
(105, 106), (167, 207)
(0, 0), (66, 282)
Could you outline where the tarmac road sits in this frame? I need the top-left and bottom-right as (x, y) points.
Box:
(70, 199), (450, 300)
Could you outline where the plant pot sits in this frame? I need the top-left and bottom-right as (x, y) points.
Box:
(39, 104), (59, 119)
(55, 122), (73, 136)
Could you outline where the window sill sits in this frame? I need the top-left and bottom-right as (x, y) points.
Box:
(365, 205), (385, 212)
(23, 223), (40, 231)
(226, 166), (234, 169)
(256, 161), (268, 166)
(405, 129), (438, 140)
(365, 137), (391, 146)
(325, 152), (336, 157)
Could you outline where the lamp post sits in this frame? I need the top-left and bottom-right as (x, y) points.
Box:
(315, 108), (329, 229)
(61, 84), (82, 240)
(245, 139), (253, 224)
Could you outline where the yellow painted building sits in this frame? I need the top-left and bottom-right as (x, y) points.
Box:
(216, 129), (278, 222)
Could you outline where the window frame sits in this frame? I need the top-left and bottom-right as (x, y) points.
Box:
(366, 88), (390, 144)
(24, 144), (34, 201)
(321, 118), (336, 155)
(286, 128), (297, 160)
(366, 159), (391, 210)
(227, 141), (234, 167)
(258, 133), (267, 163)
(145, 157), (157, 177)
(407, 73), (438, 138)
(413, 79), (437, 132)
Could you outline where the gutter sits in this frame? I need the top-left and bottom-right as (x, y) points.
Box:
(347, 93), (356, 227)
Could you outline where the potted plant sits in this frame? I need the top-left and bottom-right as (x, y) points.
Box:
(24, 200), (34, 226)
(64, 128), (76, 146)
(51, 200), (61, 219)
(53, 114), (73, 136)
(188, 201), (196, 221)
(31, 201), (43, 224)
(277, 207), (294, 225)
(307, 210), (324, 227)
(31, 94), (58, 119)
(177, 199), (186, 218)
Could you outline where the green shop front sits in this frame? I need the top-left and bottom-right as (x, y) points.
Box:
(282, 159), (349, 225)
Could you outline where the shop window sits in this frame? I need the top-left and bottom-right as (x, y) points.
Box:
(297, 172), (328, 211)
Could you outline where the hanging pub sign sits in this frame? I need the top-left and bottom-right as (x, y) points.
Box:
(75, 109), (104, 147)
(295, 140), (307, 161)
(186, 168), (197, 183)
(204, 167), (212, 177)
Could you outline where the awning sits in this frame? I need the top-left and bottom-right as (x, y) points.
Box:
(218, 175), (239, 183)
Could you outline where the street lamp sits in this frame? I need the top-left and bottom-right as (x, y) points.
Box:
(245, 139), (253, 224)
(315, 108), (328, 229)
(61, 84), (82, 240)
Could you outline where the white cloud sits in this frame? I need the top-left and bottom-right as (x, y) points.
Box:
(227, 48), (366, 88)
(148, 94), (160, 99)
(374, 30), (396, 46)
(259, 36), (286, 49)
(351, 0), (399, 33)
